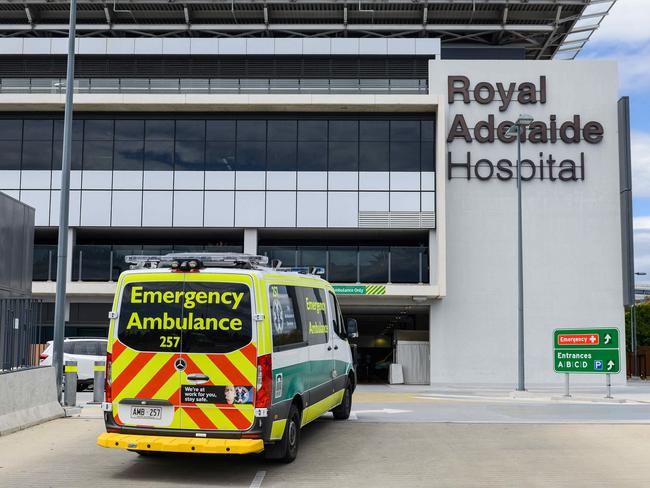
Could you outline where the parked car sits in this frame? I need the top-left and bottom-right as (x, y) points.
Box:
(40, 337), (108, 391)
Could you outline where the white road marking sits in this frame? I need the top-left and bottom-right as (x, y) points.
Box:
(352, 408), (412, 415)
(250, 470), (267, 488)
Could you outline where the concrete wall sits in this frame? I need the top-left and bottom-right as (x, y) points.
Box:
(0, 191), (34, 298)
(429, 60), (624, 385)
(0, 367), (64, 436)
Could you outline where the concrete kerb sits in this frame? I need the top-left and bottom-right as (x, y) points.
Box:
(0, 367), (65, 436)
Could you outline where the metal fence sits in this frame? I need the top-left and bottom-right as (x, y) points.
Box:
(0, 298), (44, 372)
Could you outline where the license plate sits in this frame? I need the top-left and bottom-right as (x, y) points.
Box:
(130, 406), (162, 420)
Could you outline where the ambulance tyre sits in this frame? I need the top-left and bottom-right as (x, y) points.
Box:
(331, 386), (352, 420)
(265, 404), (301, 463)
(129, 450), (161, 457)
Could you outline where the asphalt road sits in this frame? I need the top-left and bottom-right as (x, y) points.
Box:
(2, 390), (650, 488)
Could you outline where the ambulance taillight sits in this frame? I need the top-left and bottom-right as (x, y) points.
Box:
(255, 354), (272, 408)
(105, 351), (112, 403)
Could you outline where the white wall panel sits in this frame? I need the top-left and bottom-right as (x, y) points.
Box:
(113, 171), (143, 190)
(235, 191), (265, 227)
(0, 171), (20, 189)
(390, 172), (420, 191)
(162, 38), (190, 55)
(359, 192), (389, 211)
(134, 38), (163, 55)
(51, 170), (81, 190)
(274, 38), (303, 55)
(390, 192), (420, 211)
(266, 192), (296, 227)
(359, 172), (389, 191)
(50, 190), (81, 226)
(266, 171), (297, 190)
(297, 172), (327, 190)
(82, 170), (112, 190)
(174, 171), (204, 190)
(296, 192), (327, 227)
(204, 191), (234, 227)
(106, 38), (135, 54)
(205, 171), (235, 190)
(78, 38), (107, 54)
(421, 172), (436, 191)
(328, 172), (358, 191)
(81, 190), (111, 226)
(235, 171), (266, 190)
(111, 191), (142, 227)
(173, 191), (204, 227)
(19, 190), (50, 226)
(144, 171), (174, 190)
(421, 192), (435, 212)
(328, 192), (358, 228)
(1, 190), (19, 199)
(190, 38), (218, 55)
(20, 171), (50, 189)
(142, 191), (173, 227)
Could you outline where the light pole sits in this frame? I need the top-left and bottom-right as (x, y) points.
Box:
(631, 271), (647, 377)
(506, 114), (534, 392)
(52, 0), (78, 401)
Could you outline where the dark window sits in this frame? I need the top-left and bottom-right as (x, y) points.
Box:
(267, 141), (296, 171)
(52, 139), (82, 170)
(329, 120), (358, 142)
(144, 140), (174, 171)
(175, 140), (205, 171)
(359, 141), (389, 172)
(114, 141), (144, 171)
(237, 121), (266, 141)
(298, 247), (326, 272)
(84, 120), (113, 141)
(390, 120), (420, 141)
(115, 120), (144, 141)
(175, 120), (205, 141)
(259, 246), (296, 267)
(83, 140), (113, 170)
(236, 141), (266, 171)
(390, 247), (422, 284)
(359, 247), (388, 283)
(421, 120), (435, 141)
(328, 247), (357, 283)
(22, 141), (52, 170)
(268, 120), (296, 141)
(145, 120), (174, 140)
(421, 141), (435, 172)
(206, 120), (236, 141)
(329, 291), (346, 339)
(390, 142), (419, 171)
(270, 284), (303, 349)
(0, 119), (22, 140)
(23, 120), (52, 141)
(0, 140), (21, 170)
(54, 119), (83, 142)
(206, 141), (235, 171)
(295, 286), (328, 345)
(297, 141), (327, 171)
(298, 120), (327, 141)
(329, 141), (358, 171)
(360, 120), (388, 142)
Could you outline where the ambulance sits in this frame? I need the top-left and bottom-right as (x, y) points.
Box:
(97, 253), (357, 462)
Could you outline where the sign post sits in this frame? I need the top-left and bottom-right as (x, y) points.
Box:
(553, 328), (620, 398)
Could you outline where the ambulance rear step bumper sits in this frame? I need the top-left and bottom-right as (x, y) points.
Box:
(97, 432), (264, 455)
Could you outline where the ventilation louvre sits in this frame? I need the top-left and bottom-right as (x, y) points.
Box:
(358, 211), (435, 229)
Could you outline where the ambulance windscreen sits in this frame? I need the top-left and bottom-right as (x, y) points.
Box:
(117, 281), (253, 353)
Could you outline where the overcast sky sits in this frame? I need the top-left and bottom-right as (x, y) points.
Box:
(578, 0), (650, 282)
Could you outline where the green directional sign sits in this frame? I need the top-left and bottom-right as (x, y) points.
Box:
(332, 285), (386, 296)
(553, 328), (620, 374)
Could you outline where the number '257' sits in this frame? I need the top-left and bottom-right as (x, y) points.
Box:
(160, 336), (180, 348)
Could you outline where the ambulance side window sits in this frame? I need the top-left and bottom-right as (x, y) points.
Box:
(296, 287), (328, 346)
(269, 285), (304, 350)
(328, 292), (346, 339)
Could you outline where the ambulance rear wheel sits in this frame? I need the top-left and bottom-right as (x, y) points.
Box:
(332, 386), (352, 420)
(265, 404), (300, 463)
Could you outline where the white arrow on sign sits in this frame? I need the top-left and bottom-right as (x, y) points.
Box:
(351, 409), (411, 415)
(604, 334), (612, 344)
(607, 360), (615, 371)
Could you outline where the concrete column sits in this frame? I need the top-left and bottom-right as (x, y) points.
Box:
(243, 228), (258, 255)
(428, 229), (437, 286)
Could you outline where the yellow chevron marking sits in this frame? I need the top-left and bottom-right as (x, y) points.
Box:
(180, 408), (199, 430)
(228, 349), (257, 384)
(115, 353), (172, 400)
(111, 347), (139, 378)
(200, 405), (237, 430)
(185, 354), (230, 385)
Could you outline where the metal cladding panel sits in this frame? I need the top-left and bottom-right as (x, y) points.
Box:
(618, 97), (634, 307)
(0, 192), (34, 298)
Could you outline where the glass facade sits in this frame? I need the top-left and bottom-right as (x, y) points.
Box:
(0, 115), (435, 172)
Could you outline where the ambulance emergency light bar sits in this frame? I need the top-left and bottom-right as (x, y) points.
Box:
(125, 252), (269, 270)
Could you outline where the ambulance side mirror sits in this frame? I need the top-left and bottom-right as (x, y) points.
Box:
(346, 319), (359, 339)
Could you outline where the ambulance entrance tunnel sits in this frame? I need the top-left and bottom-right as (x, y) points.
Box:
(338, 299), (430, 384)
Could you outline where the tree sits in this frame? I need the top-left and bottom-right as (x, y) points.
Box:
(624, 301), (650, 351)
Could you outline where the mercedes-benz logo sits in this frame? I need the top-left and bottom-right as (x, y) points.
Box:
(174, 357), (187, 372)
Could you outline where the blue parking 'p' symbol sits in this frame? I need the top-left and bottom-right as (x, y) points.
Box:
(594, 360), (603, 370)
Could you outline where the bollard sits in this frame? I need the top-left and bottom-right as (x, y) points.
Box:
(92, 361), (106, 404)
(63, 360), (78, 407)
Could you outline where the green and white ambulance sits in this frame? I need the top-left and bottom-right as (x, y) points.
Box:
(97, 253), (357, 463)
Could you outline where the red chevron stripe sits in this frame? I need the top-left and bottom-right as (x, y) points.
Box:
(239, 343), (257, 367)
(111, 340), (126, 361)
(184, 407), (218, 430)
(168, 387), (180, 404)
(135, 354), (179, 399)
(208, 355), (251, 386)
(112, 352), (155, 397)
(220, 407), (252, 430)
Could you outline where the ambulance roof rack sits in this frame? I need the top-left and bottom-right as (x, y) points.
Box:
(125, 252), (269, 270)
